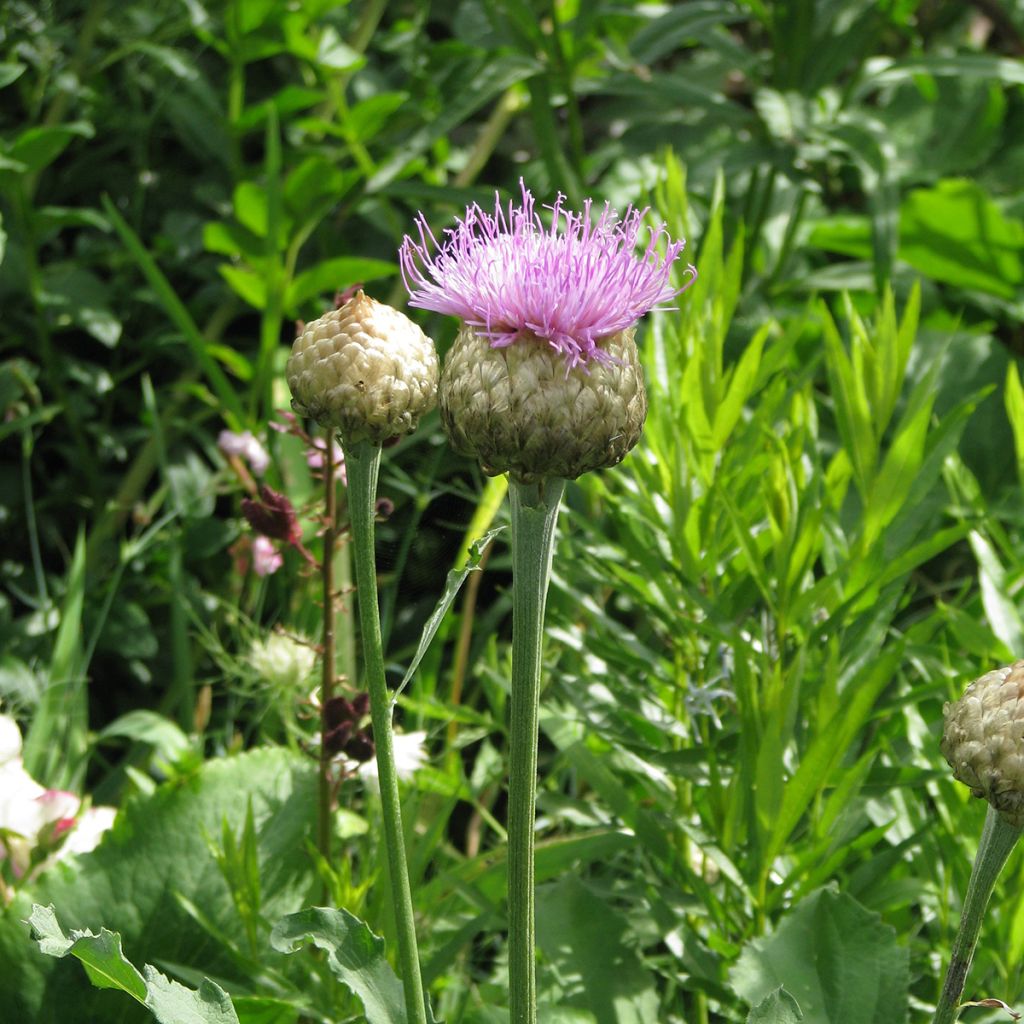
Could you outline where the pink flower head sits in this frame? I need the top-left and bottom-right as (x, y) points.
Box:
(399, 180), (696, 367)
(252, 536), (284, 577)
(217, 430), (270, 476)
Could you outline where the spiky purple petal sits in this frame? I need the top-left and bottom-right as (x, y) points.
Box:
(399, 181), (696, 366)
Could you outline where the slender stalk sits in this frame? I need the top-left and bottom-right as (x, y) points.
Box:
(344, 438), (428, 1024)
(934, 806), (1022, 1024)
(507, 476), (567, 1024)
(318, 431), (338, 872)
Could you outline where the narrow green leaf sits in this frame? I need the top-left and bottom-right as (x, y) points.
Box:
(285, 257), (398, 311)
(101, 195), (244, 426)
(1004, 362), (1024, 488)
(394, 526), (505, 702)
(969, 531), (1024, 657)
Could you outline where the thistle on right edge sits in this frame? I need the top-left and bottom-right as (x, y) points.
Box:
(935, 661), (1024, 1024)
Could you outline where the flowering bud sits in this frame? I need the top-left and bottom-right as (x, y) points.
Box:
(941, 661), (1024, 826)
(440, 325), (647, 482)
(399, 180), (694, 481)
(286, 290), (438, 444)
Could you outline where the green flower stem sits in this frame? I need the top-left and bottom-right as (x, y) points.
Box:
(344, 438), (428, 1024)
(318, 429), (338, 872)
(507, 476), (567, 1024)
(934, 805), (1022, 1024)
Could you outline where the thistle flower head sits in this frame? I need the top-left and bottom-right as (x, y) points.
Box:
(941, 661), (1024, 827)
(399, 180), (695, 368)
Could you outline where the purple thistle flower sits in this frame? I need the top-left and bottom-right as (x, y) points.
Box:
(399, 180), (696, 367)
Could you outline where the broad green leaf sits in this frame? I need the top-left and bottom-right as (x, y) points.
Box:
(732, 888), (908, 1024)
(37, 263), (122, 347)
(270, 907), (427, 1024)
(536, 876), (659, 1024)
(142, 968), (240, 1024)
(98, 710), (191, 763)
(748, 988), (803, 1024)
(0, 749), (316, 1021)
(29, 904), (241, 1023)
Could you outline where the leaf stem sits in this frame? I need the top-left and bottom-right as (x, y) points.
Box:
(507, 476), (566, 1024)
(934, 806), (1022, 1024)
(343, 438), (428, 1024)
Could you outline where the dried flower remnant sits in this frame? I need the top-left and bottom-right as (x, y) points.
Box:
(400, 181), (695, 482)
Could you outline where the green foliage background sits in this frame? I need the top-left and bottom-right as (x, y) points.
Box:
(1, 0), (1024, 1021)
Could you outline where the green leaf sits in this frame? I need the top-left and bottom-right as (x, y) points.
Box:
(535, 876), (659, 1024)
(142, 968), (240, 1024)
(270, 907), (424, 1024)
(732, 888), (908, 1024)
(28, 904), (147, 1001)
(219, 264), (267, 310)
(233, 182), (268, 238)
(29, 904), (241, 1023)
(7, 122), (93, 175)
(101, 195), (244, 427)
(899, 180), (1023, 299)
(0, 62), (26, 88)
(37, 263), (122, 347)
(1, 749), (316, 1020)
(285, 257), (398, 311)
(747, 988), (803, 1023)
(98, 710), (191, 764)
(393, 526), (505, 701)
(969, 531), (1024, 658)
(1004, 362), (1024, 488)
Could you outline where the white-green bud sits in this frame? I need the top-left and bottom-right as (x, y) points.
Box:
(287, 291), (438, 444)
(941, 661), (1024, 826)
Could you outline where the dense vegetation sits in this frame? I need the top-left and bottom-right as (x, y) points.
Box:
(2, 1), (1024, 1021)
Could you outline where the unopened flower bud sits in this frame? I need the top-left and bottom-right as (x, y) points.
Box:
(941, 661), (1024, 826)
(440, 325), (647, 482)
(286, 290), (438, 444)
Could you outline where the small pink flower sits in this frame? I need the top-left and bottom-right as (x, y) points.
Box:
(218, 429), (270, 476)
(306, 437), (347, 483)
(399, 179), (696, 367)
(252, 536), (283, 577)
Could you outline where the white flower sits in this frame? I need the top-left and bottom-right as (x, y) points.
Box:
(247, 632), (316, 692)
(58, 806), (117, 859)
(356, 730), (428, 788)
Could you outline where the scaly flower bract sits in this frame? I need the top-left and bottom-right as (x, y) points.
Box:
(399, 180), (696, 367)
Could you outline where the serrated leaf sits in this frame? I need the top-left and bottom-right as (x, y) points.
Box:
(747, 987), (803, 1023)
(143, 967), (240, 1024)
(732, 888), (908, 1024)
(270, 907), (431, 1024)
(28, 904), (147, 1000)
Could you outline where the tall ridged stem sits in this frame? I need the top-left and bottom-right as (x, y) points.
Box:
(317, 430), (337, 871)
(934, 806), (1022, 1024)
(507, 476), (567, 1024)
(343, 438), (428, 1024)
